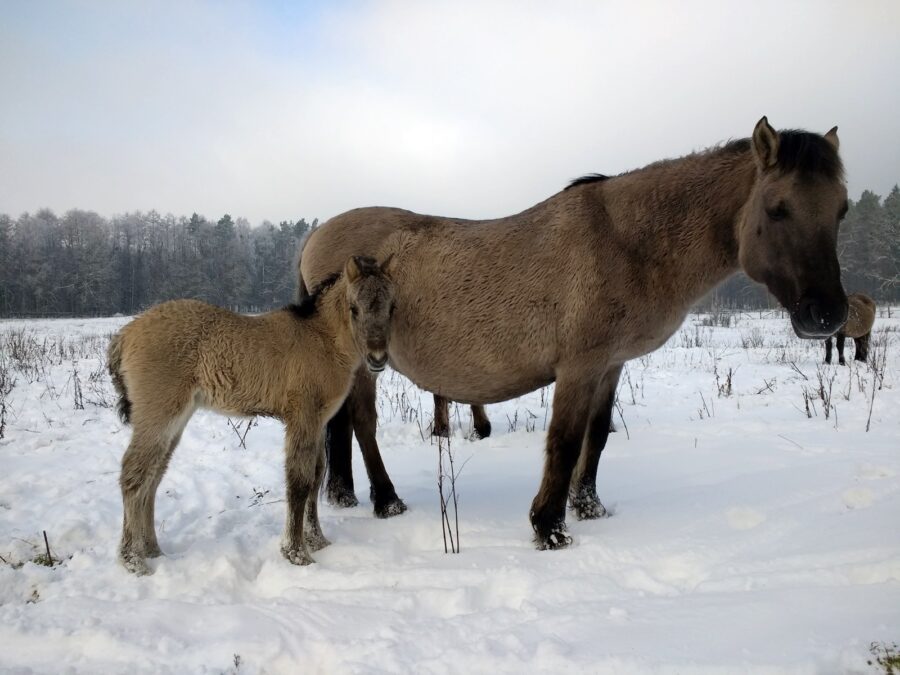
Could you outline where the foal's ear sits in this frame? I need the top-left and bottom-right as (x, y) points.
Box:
(380, 253), (397, 278)
(824, 125), (839, 151)
(751, 116), (779, 171)
(345, 256), (363, 282)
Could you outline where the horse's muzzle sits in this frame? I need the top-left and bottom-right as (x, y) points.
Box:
(366, 353), (388, 373)
(791, 293), (848, 339)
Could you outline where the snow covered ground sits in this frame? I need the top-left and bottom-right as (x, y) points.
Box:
(1, 310), (898, 674)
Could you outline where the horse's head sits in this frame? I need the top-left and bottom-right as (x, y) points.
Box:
(738, 117), (848, 338)
(344, 254), (396, 373)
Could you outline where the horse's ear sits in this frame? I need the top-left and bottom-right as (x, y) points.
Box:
(752, 116), (779, 171)
(345, 256), (363, 282)
(380, 253), (396, 278)
(824, 126), (839, 151)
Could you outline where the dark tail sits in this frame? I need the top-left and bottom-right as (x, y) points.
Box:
(107, 332), (132, 425)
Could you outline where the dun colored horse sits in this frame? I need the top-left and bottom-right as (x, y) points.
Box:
(825, 292), (875, 365)
(300, 117), (849, 549)
(109, 256), (395, 574)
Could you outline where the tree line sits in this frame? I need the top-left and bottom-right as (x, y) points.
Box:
(0, 185), (897, 317)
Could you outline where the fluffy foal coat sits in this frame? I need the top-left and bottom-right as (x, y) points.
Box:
(825, 292), (876, 365)
(108, 256), (395, 575)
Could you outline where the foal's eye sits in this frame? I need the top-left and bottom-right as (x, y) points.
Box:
(838, 201), (849, 221)
(766, 203), (790, 222)
(350, 304), (358, 318)
(389, 303), (396, 318)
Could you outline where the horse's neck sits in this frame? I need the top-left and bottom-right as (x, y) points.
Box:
(604, 146), (757, 303)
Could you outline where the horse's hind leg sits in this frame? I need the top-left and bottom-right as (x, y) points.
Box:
(471, 405), (492, 439)
(349, 370), (406, 518)
(324, 400), (358, 508)
(837, 334), (847, 365)
(569, 365), (622, 521)
(855, 332), (870, 362)
(824, 337), (833, 364)
(304, 440), (331, 552)
(432, 395), (450, 438)
(282, 421), (319, 566)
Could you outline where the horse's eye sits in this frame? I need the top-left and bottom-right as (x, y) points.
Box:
(350, 304), (358, 318)
(838, 201), (849, 221)
(389, 303), (396, 318)
(766, 203), (789, 222)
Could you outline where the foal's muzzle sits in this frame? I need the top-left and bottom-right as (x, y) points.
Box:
(791, 292), (848, 339)
(366, 353), (388, 373)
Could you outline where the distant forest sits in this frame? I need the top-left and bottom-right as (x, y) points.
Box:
(0, 186), (898, 317)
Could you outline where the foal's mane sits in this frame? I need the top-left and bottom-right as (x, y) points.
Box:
(284, 272), (341, 320)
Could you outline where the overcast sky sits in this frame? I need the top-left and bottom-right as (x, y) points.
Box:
(1, 1), (899, 224)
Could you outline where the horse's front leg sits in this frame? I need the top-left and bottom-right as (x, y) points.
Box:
(349, 369), (407, 518)
(530, 365), (600, 550)
(570, 364), (622, 520)
(324, 399), (358, 508)
(282, 421), (319, 565)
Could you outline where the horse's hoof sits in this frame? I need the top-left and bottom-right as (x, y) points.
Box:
(432, 424), (450, 439)
(473, 421), (492, 439)
(569, 487), (608, 520)
(374, 497), (407, 518)
(281, 545), (315, 566)
(839, 359), (847, 366)
(306, 532), (332, 552)
(326, 484), (359, 508)
(535, 525), (573, 551)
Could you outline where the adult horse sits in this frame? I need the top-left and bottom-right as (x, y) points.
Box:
(299, 117), (849, 549)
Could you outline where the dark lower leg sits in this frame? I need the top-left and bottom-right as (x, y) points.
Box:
(324, 400), (358, 507)
(432, 395), (450, 437)
(824, 337), (833, 364)
(837, 335), (846, 365)
(855, 333), (870, 362)
(472, 405), (492, 439)
(530, 374), (595, 550)
(570, 366), (621, 520)
(350, 371), (406, 517)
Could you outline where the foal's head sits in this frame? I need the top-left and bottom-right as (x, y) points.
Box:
(738, 117), (848, 338)
(344, 255), (396, 373)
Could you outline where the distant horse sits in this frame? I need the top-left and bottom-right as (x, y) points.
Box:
(300, 117), (848, 549)
(108, 256), (395, 574)
(825, 292), (875, 365)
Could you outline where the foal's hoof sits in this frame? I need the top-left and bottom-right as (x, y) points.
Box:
(569, 487), (608, 521)
(534, 525), (573, 551)
(120, 550), (153, 576)
(326, 483), (359, 508)
(473, 420), (492, 439)
(374, 497), (408, 519)
(281, 545), (315, 566)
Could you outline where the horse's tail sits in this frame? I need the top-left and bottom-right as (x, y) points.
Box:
(107, 332), (132, 425)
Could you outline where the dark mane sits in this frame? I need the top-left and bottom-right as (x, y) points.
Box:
(775, 130), (843, 180)
(284, 272), (341, 320)
(565, 173), (610, 190)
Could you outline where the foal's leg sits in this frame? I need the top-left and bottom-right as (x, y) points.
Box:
(824, 337), (833, 364)
(569, 365), (622, 520)
(324, 399), (358, 508)
(837, 334), (847, 366)
(119, 408), (191, 575)
(530, 366), (599, 550)
(304, 440), (331, 552)
(471, 405), (492, 439)
(281, 421), (319, 566)
(432, 395), (451, 438)
(350, 370), (407, 518)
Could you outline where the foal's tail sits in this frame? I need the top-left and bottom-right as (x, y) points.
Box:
(107, 332), (132, 425)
